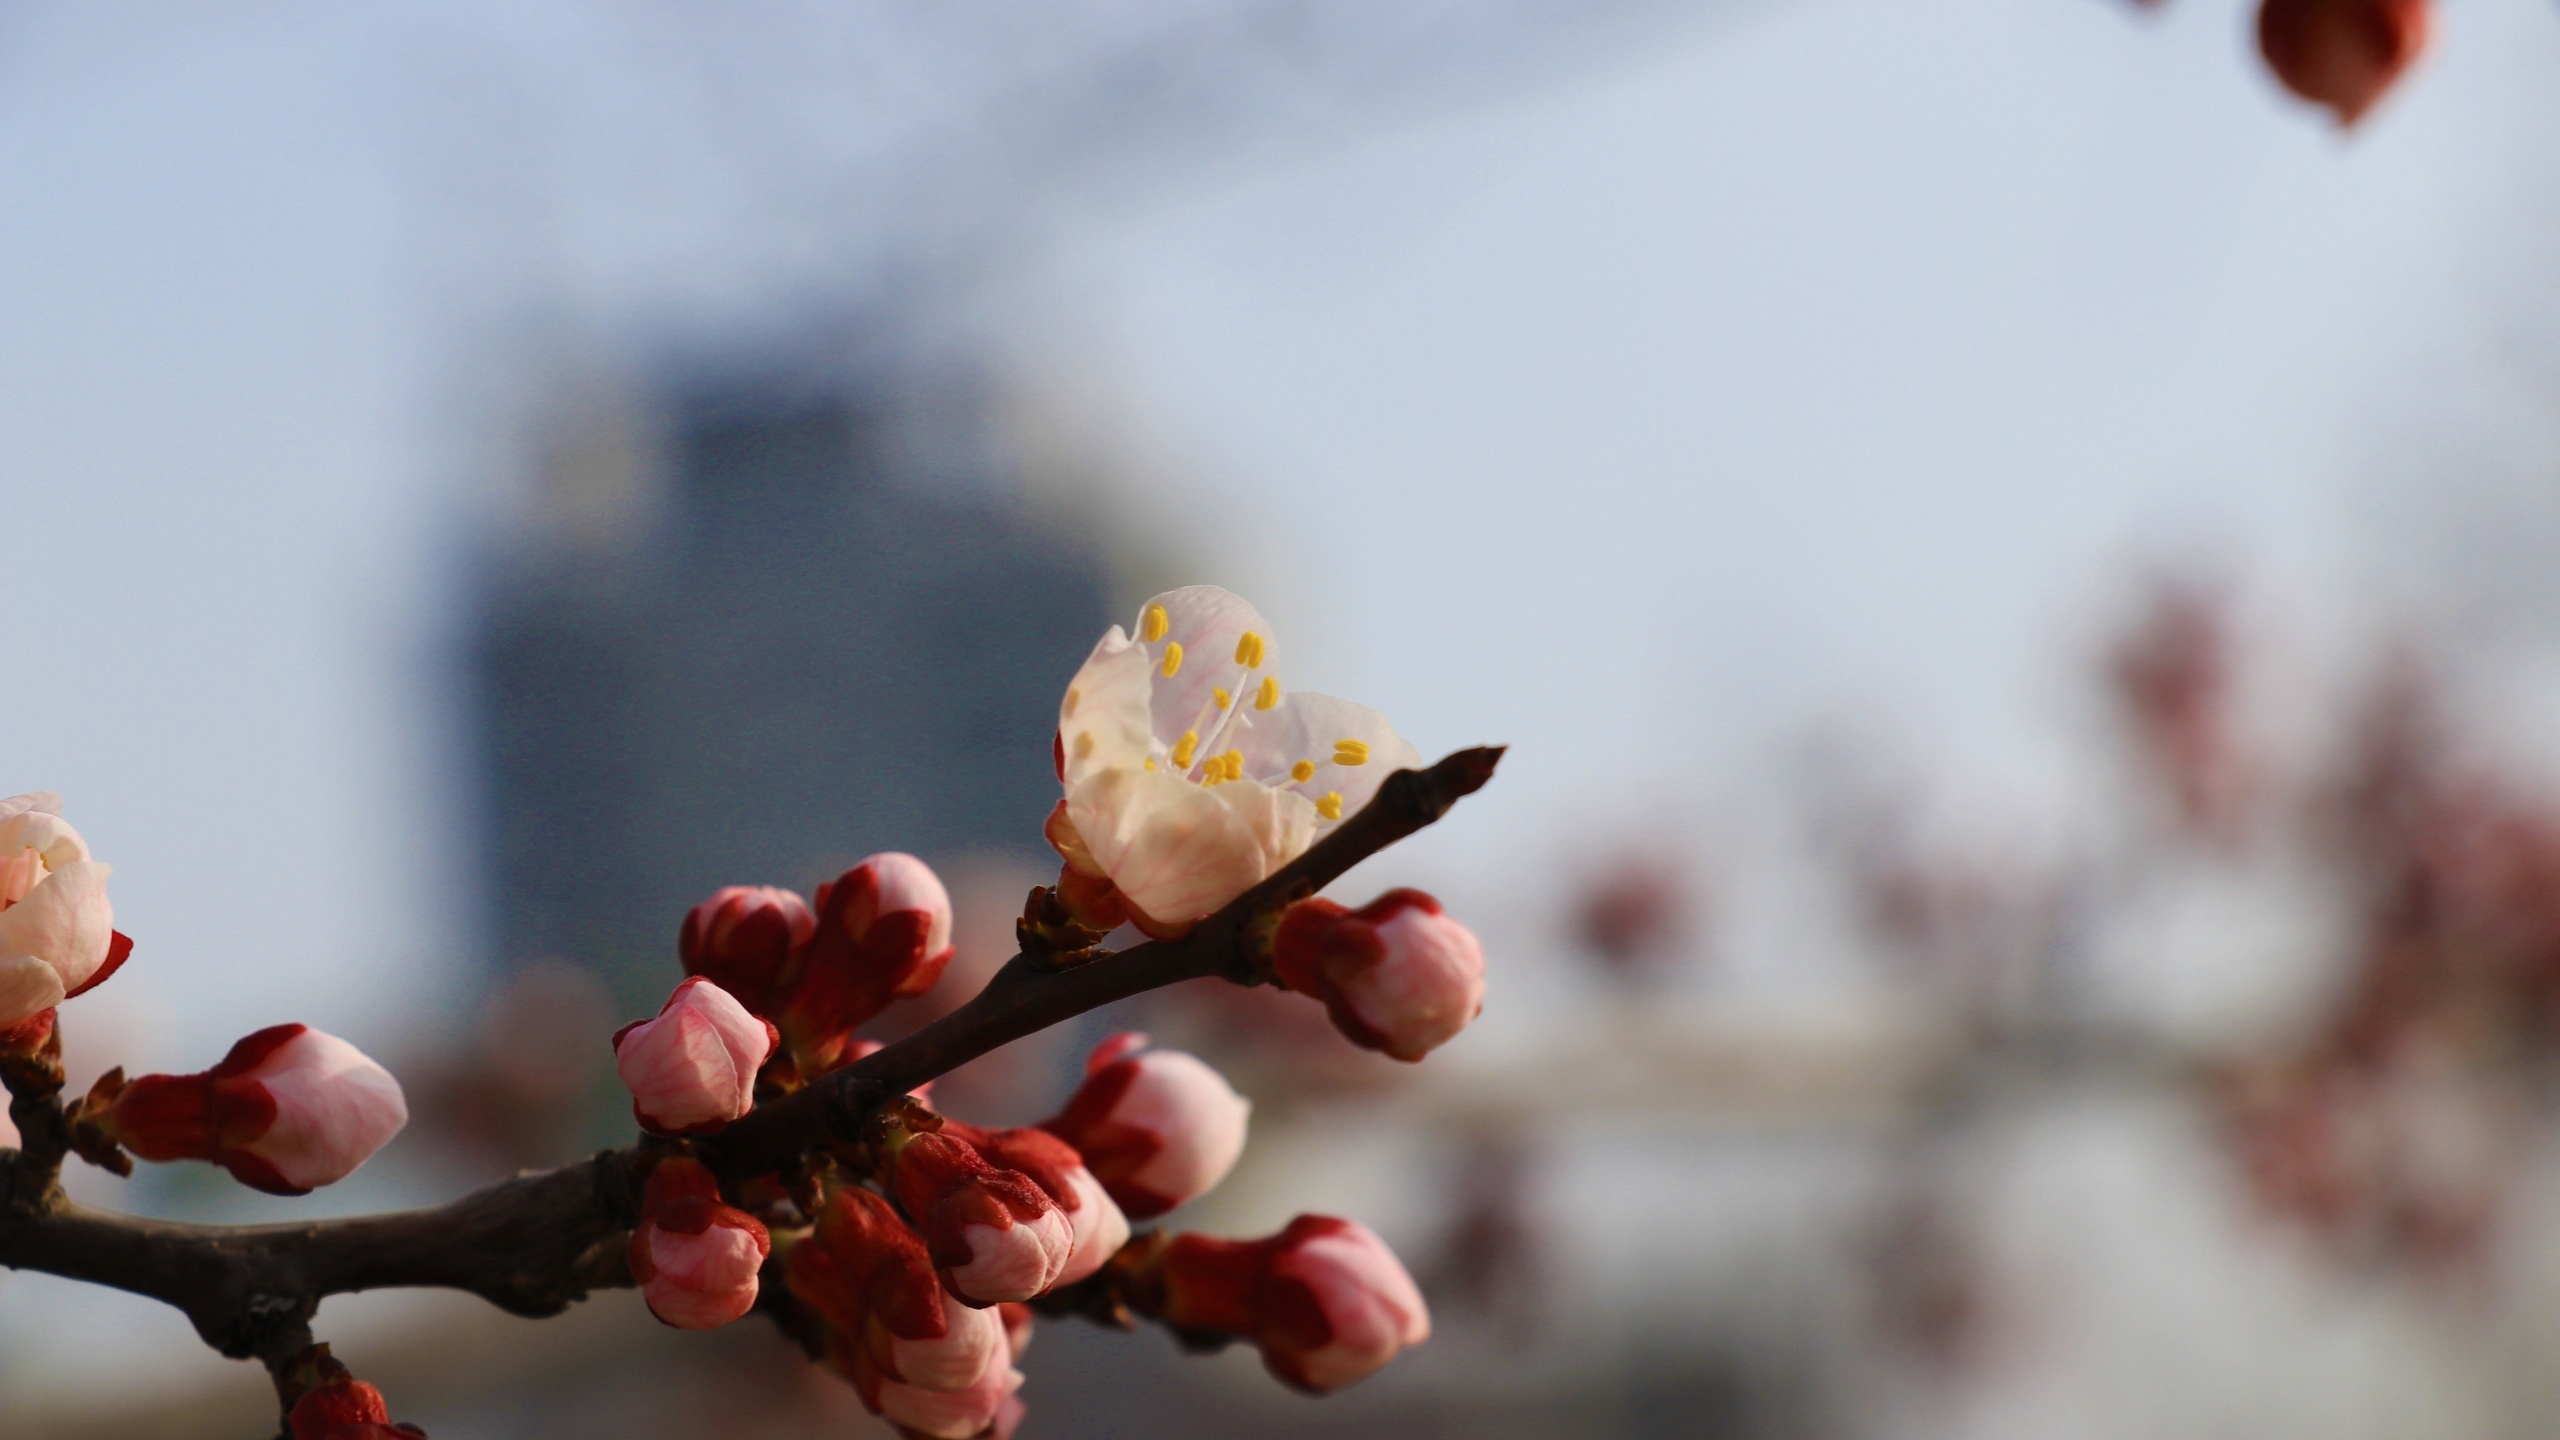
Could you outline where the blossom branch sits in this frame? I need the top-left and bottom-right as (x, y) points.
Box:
(0, 746), (1499, 1374)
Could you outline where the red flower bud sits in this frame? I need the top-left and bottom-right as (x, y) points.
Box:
(778, 854), (955, 1080)
(885, 1131), (1074, 1304)
(108, 1025), (407, 1195)
(1271, 889), (1485, 1061)
(679, 885), (814, 1016)
(942, 1121), (1130, 1287)
(789, 1186), (1007, 1393)
(1042, 1032), (1250, 1219)
(1150, 1215), (1430, 1393)
(629, 1156), (770, 1330)
(2258, 0), (2429, 127)
(612, 977), (777, 1135)
(288, 1375), (426, 1440)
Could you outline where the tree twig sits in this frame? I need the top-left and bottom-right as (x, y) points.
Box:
(0, 747), (1501, 1373)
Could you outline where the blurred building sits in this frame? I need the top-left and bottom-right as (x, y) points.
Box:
(472, 352), (1114, 1004)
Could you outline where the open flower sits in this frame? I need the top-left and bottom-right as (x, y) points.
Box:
(0, 793), (126, 1029)
(1147, 1215), (1431, 1393)
(1050, 587), (1420, 933)
(1042, 1031), (1250, 1219)
(108, 1025), (409, 1195)
(613, 977), (777, 1135)
(1273, 889), (1486, 1061)
(629, 1156), (771, 1330)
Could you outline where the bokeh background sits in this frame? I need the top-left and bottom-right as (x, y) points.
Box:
(12, 1), (2560, 1436)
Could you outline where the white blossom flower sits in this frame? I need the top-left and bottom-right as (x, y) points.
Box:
(1052, 587), (1419, 930)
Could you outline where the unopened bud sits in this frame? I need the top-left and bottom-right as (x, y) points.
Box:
(779, 854), (956, 1079)
(2258, 0), (2429, 126)
(1148, 1215), (1430, 1393)
(629, 1156), (770, 1330)
(613, 977), (776, 1135)
(885, 1130), (1074, 1304)
(285, 1353), (426, 1440)
(679, 885), (814, 1015)
(946, 1121), (1130, 1288)
(1271, 889), (1485, 1061)
(108, 1026), (407, 1195)
(1042, 1031), (1250, 1219)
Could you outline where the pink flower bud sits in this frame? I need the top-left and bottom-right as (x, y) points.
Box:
(0, 798), (124, 1029)
(288, 1375), (427, 1440)
(886, 1130), (1074, 1304)
(791, 1185), (1003, 1390)
(997, 1301), (1035, 1361)
(945, 1121), (1131, 1288)
(629, 1156), (770, 1330)
(872, 1343), (1023, 1440)
(1271, 890), (1485, 1061)
(1151, 1215), (1431, 1393)
(2258, 0), (2429, 126)
(777, 854), (956, 1079)
(612, 977), (777, 1135)
(679, 884), (814, 1016)
(109, 1025), (408, 1195)
(1043, 1031), (1250, 1219)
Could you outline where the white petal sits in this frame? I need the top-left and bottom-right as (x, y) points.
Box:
(1058, 631), (1156, 789)
(1210, 780), (1318, 874)
(0, 954), (66, 1029)
(1231, 692), (1421, 824)
(0, 811), (89, 870)
(0, 860), (113, 992)
(1133, 587), (1278, 763)
(0, 792), (61, 822)
(1067, 768), (1269, 925)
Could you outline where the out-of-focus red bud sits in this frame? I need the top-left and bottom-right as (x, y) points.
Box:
(885, 1130), (1074, 1304)
(612, 977), (776, 1135)
(629, 1156), (770, 1329)
(2258, 0), (2429, 126)
(287, 1374), (426, 1440)
(780, 854), (956, 1079)
(108, 1025), (407, 1195)
(944, 1121), (1130, 1288)
(679, 885), (814, 1015)
(1042, 1031), (1250, 1219)
(790, 1184), (1021, 1437)
(1149, 1215), (1430, 1393)
(1272, 889), (1486, 1062)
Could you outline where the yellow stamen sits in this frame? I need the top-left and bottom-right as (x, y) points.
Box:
(1142, 605), (1169, 642)
(1332, 738), (1370, 766)
(1291, 760), (1316, 783)
(1161, 642), (1184, 677)
(1234, 631), (1265, 667)
(1317, 792), (1343, 821)
(1145, 757), (1156, 771)
(1173, 730), (1198, 770)
(1221, 750), (1244, 782)
(1213, 686), (1231, 710)
(1256, 675), (1280, 710)
(1073, 732), (1095, 759)
(1064, 687), (1081, 717)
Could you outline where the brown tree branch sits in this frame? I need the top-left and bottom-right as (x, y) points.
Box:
(0, 747), (1501, 1374)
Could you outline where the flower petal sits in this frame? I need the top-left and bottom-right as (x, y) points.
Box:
(1067, 768), (1269, 925)
(0, 793), (61, 823)
(1231, 692), (1421, 824)
(1133, 587), (1279, 763)
(0, 954), (66, 1030)
(0, 810), (90, 871)
(1210, 779), (1317, 876)
(1059, 631), (1158, 790)
(0, 860), (114, 993)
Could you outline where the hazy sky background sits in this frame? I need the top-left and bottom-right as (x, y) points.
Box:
(3, 0), (2558, 1069)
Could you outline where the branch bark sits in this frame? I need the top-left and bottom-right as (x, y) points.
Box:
(0, 747), (1500, 1368)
